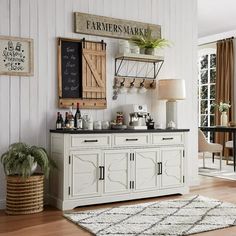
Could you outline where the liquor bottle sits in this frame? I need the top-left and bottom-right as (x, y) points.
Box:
(68, 106), (74, 129)
(74, 103), (83, 129)
(65, 112), (69, 128)
(56, 112), (62, 129)
(59, 113), (64, 128)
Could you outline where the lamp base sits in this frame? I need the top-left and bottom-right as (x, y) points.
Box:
(166, 101), (177, 128)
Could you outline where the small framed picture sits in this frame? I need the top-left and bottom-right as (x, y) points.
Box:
(0, 35), (34, 76)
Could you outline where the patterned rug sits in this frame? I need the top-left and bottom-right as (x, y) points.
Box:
(64, 195), (236, 236)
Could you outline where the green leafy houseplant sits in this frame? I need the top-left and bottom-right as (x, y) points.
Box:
(130, 28), (170, 54)
(218, 101), (231, 113)
(1, 142), (56, 178)
(212, 101), (231, 113)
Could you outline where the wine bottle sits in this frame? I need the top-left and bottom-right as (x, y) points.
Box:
(56, 112), (62, 129)
(68, 106), (74, 129)
(65, 112), (69, 128)
(59, 113), (64, 128)
(74, 103), (83, 129)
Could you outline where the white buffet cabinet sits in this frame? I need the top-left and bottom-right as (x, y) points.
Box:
(49, 130), (189, 210)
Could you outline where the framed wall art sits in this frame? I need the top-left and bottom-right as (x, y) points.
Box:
(0, 35), (34, 76)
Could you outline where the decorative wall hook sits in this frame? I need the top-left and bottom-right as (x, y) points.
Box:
(129, 78), (137, 94)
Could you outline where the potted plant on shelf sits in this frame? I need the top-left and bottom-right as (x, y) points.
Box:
(219, 101), (231, 126)
(213, 101), (231, 126)
(1, 142), (56, 215)
(129, 28), (170, 55)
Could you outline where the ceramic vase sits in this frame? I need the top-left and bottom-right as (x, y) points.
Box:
(220, 111), (228, 126)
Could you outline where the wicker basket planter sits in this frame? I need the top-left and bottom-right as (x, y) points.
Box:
(6, 174), (44, 215)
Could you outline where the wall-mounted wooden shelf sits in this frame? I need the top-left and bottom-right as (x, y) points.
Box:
(115, 53), (164, 80)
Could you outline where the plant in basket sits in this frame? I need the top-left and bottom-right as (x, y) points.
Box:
(1, 142), (56, 215)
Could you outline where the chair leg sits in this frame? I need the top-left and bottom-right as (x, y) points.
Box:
(225, 148), (229, 165)
(219, 151), (222, 171)
(203, 152), (205, 168)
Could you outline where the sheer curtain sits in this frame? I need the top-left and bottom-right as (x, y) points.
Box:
(215, 38), (234, 154)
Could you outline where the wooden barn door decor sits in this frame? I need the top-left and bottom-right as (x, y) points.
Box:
(58, 38), (107, 109)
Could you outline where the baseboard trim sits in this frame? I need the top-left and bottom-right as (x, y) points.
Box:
(0, 199), (6, 210)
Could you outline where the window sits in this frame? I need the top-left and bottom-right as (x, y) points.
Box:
(198, 48), (216, 140)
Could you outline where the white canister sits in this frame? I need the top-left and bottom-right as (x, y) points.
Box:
(129, 43), (140, 54)
(102, 121), (110, 130)
(93, 121), (102, 130)
(119, 40), (130, 54)
(88, 121), (93, 130)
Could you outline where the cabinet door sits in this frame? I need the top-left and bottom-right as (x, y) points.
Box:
(70, 150), (102, 198)
(103, 150), (131, 195)
(134, 149), (159, 191)
(160, 147), (184, 189)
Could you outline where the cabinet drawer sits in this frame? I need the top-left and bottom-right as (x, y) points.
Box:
(113, 133), (149, 147)
(152, 133), (183, 145)
(70, 135), (111, 148)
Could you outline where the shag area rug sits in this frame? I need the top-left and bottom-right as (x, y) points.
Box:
(64, 195), (236, 236)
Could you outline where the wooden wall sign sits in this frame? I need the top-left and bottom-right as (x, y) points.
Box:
(74, 12), (161, 40)
(0, 36), (34, 76)
(58, 38), (107, 109)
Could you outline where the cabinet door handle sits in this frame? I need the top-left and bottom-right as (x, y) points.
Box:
(162, 137), (174, 140)
(99, 166), (103, 180)
(125, 138), (138, 141)
(101, 166), (105, 180)
(84, 139), (98, 143)
(160, 162), (162, 175)
(157, 162), (161, 175)
(157, 162), (162, 175)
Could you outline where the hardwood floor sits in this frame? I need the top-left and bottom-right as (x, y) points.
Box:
(1, 175), (236, 236)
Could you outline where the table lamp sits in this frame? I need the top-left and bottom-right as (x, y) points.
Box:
(158, 79), (186, 128)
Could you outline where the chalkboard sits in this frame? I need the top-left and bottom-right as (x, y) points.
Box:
(61, 40), (82, 98)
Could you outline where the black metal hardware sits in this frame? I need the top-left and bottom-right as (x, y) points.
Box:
(183, 176), (185, 183)
(133, 153), (135, 161)
(101, 166), (105, 180)
(99, 166), (103, 180)
(84, 140), (98, 143)
(162, 137), (174, 140)
(68, 186), (71, 195)
(98, 166), (105, 180)
(126, 138), (138, 141)
(132, 181), (135, 189)
(130, 181), (132, 189)
(157, 162), (161, 175)
(69, 155), (71, 164)
(157, 162), (162, 175)
(183, 150), (185, 157)
(82, 38), (85, 48)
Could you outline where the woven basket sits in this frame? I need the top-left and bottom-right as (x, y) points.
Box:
(6, 174), (44, 215)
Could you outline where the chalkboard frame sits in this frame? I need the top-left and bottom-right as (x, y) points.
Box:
(58, 37), (107, 109)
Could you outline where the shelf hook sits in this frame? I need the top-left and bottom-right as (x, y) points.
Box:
(150, 79), (155, 88)
(140, 79), (145, 88)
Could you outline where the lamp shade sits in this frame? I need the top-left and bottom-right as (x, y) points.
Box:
(158, 79), (186, 100)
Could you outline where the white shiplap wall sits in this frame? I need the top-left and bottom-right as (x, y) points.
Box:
(0, 0), (198, 208)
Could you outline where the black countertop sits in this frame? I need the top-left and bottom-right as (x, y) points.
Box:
(50, 128), (190, 134)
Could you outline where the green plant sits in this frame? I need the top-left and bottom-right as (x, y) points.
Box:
(1, 142), (56, 178)
(212, 101), (231, 113)
(130, 28), (170, 49)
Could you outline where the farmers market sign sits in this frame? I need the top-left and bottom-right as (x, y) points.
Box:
(74, 12), (161, 40)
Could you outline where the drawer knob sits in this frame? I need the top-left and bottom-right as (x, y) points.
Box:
(162, 137), (174, 140)
(84, 140), (98, 143)
(125, 138), (138, 141)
